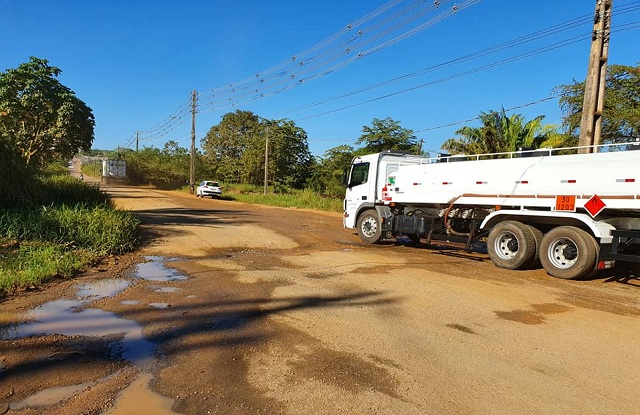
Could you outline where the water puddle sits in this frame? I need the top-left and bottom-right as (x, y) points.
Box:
(10, 380), (94, 410)
(134, 256), (188, 282)
(121, 300), (142, 305)
(103, 372), (181, 415)
(2, 257), (186, 414)
(153, 286), (182, 293)
(76, 278), (131, 299)
(4, 299), (155, 368)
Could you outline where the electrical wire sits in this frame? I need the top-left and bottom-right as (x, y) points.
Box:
(129, 0), (640, 149)
(199, 0), (470, 112)
(284, 2), (640, 119)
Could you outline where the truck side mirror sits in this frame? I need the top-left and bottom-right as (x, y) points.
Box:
(341, 170), (349, 186)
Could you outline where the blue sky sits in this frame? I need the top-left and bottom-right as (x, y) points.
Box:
(1, 0), (638, 157)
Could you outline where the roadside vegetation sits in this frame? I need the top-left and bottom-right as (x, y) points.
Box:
(0, 58), (140, 298)
(202, 183), (343, 212)
(2, 55), (638, 297)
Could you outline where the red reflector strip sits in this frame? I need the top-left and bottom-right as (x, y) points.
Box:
(616, 178), (636, 183)
(561, 179), (577, 184)
(412, 182), (421, 186)
(516, 180), (529, 184)
(476, 181), (487, 185)
(442, 182), (452, 185)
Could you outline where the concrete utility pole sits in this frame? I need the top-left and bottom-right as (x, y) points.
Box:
(135, 131), (139, 152)
(578, 0), (613, 153)
(190, 90), (197, 186)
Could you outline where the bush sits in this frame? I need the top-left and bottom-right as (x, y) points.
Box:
(0, 204), (139, 255)
(0, 136), (36, 208)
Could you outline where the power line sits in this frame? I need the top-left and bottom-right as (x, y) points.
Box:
(306, 94), (560, 147)
(292, 16), (639, 123)
(415, 94), (561, 132)
(198, 0), (476, 112)
(130, 1), (640, 150)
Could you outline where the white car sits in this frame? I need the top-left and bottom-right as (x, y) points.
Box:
(196, 181), (222, 199)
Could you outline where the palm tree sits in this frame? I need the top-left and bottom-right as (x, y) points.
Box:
(442, 109), (561, 155)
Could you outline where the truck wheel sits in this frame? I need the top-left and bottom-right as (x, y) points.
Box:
(526, 225), (543, 269)
(357, 210), (383, 244)
(487, 221), (537, 270)
(539, 226), (598, 280)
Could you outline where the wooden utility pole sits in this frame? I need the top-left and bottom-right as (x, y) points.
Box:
(263, 126), (269, 195)
(190, 90), (197, 186)
(578, 0), (612, 153)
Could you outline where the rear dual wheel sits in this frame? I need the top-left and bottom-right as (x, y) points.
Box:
(487, 221), (539, 270)
(539, 226), (598, 280)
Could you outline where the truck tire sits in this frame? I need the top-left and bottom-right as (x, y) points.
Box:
(539, 226), (598, 280)
(357, 210), (383, 244)
(487, 221), (537, 270)
(526, 224), (544, 269)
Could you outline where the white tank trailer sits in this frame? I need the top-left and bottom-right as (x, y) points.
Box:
(343, 143), (640, 279)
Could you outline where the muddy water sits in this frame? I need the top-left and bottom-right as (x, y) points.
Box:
(10, 381), (95, 410)
(3, 257), (188, 414)
(134, 256), (187, 282)
(102, 372), (180, 415)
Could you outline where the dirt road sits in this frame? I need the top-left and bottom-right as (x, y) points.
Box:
(1, 183), (639, 415)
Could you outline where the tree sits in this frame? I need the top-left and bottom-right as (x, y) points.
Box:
(267, 119), (313, 189)
(124, 144), (191, 189)
(163, 140), (189, 156)
(356, 117), (417, 154)
(556, 63), (640, 144)
(308, 145), (355, 198)
(201, 110), (261, 183)
(201, 110), (312, 188)
(0, 57), (95, 167)
(442, 109), (559, 155)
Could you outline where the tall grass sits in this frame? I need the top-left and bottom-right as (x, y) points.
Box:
(0, 204), (139, 255)
(0, 168), (140, 298)
(0, 241), (92, 293)
(215, 184), (343, 212)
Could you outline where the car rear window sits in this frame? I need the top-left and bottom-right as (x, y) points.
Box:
(204, 182), (219, 187)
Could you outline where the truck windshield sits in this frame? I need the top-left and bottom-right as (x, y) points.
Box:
(349, 162), (369, 187)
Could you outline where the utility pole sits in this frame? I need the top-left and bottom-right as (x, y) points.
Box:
(263, 125), (269, 195)
(578, 0), (612, 153)
(190, 90), (197, 186)
(136, 131), (139, 152)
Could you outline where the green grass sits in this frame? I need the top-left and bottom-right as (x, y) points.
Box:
(81, 160), (102, 179)
(0, 240), (95, 293)
(184, 183), (344, 212)
(0, 170), (140, 298)
(0, 204), (139, 255)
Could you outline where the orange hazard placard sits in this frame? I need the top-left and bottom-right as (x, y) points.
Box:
(555, 195), (576, 212)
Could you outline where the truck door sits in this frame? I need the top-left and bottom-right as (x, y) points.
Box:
(344, 161), (374, 228)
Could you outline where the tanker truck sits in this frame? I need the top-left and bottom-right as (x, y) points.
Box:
(343, 143), (640, 279)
